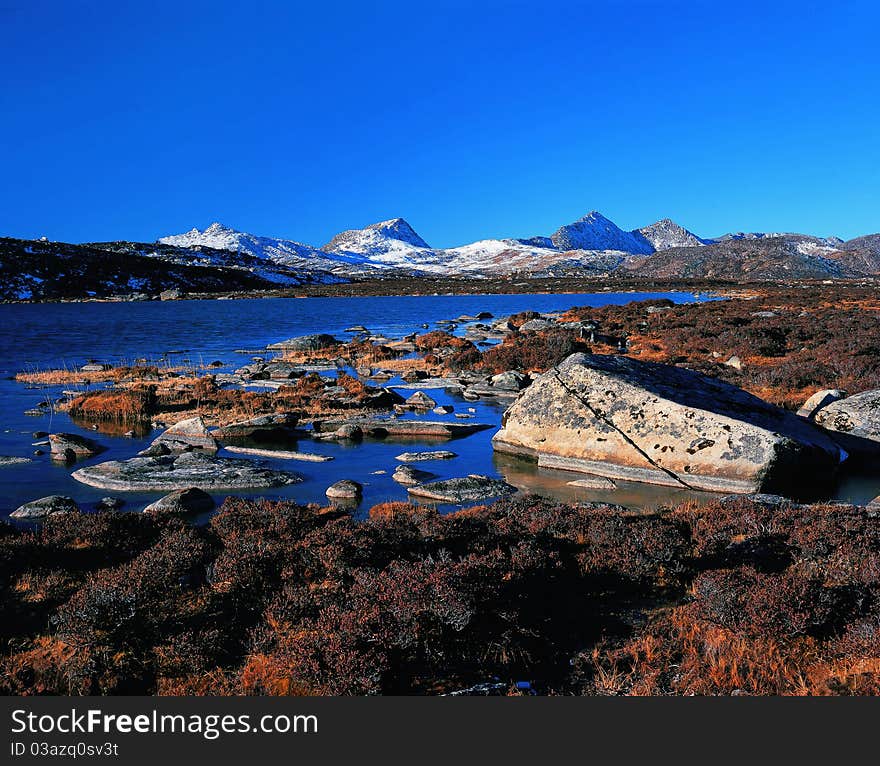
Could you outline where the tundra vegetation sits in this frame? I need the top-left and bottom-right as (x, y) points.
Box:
(1, 494), (877, 695)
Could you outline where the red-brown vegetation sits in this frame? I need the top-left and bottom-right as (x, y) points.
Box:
(2, 493), (877, 696)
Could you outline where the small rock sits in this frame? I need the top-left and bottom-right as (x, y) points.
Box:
(404, 391), (438, 409)
(395, 450), (458, 462)
(95, 497), (125, 511)
(408, 475), (517, 503)
(334, 424), (363, 441)
(0, 456), (31, 467)
(392, 465), (436, 486)
(326, 479), (362, 499)
(267, 333), (339, 352)
(490, 370), (530, 391)
(724, 356), (743, 370)
(48, 433), (104, 462)
(797, 389), (847, 421)
(143, 487), (215, 514)
(433, 405), (454, 415)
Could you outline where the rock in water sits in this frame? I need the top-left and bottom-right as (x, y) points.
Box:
(326, 480), (362, 499)
(392, 465), (436, 486)
(144, 488), (215, 514)
(408, 475), (517, 503)
(212, 413), (299, 440)
(144, 416), (219, 453)
(0, 456), (31, 467)
(492, 353), (841, 496)
(812, 389), (880, 455)
(48, 433), (104, 462)
(72, 452), (300, 491)
(267, 334), (339, 352)
(404, 391), (438, 409)
(334, 424), (363, 441)
(797, 389), (847, 420)
(11, 495), (79, 519)
(395, 450), (458, 462)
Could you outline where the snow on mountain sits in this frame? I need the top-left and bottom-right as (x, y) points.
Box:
(636, 219), (706, 250)
(551, 211), (655, 255)
(437, 240), (627, 275)
(152, 212), (860, 283)
(158, 222), (372, 275)
(323, 218), (435, 268)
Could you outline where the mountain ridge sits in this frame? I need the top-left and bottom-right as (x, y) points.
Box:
(3, 211), (878, 301)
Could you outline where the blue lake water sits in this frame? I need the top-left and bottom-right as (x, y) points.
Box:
(1, 291), (875, 520)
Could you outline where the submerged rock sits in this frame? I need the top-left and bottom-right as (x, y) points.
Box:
(0, 456), (31, 467)
(395, 450), (458, 462)
(72, 451), (301, 491)
(313, 419), (491, 439)
(11, 495), (79, 520)
(567, 476), (618, 490)
(493, 353), (841, 496)
(408, 475), (517, 503)
(144, 487), (215, 515)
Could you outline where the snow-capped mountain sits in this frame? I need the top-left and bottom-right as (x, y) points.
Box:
(551, 211), (655, 255)
(637, 218), (707, 250)
(158, 222), (373, 276)
(144, 211), (874, 286)
(323, 218), (438, 268)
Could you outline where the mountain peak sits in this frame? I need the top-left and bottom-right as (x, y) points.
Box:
(203, 222), (234, 235)
(636, 219), (706, 251)
(364, 218), (429, 247)
(324, 217), (431, 256)
(551, 211), (654, 254)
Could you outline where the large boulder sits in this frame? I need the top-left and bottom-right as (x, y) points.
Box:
(144, 416), (219, 453)
(11, 495), (79, 519)
(812, 390), (880, 455)
(492, 353), (841, 496)
(72, 451), (301, 491)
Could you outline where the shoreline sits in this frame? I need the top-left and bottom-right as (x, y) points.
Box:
(1, 275), (862, 305)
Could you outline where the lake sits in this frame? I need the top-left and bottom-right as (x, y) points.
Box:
(1, 291), (876, 519)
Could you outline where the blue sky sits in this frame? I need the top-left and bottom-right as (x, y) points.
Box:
(1, 0), (878, 246)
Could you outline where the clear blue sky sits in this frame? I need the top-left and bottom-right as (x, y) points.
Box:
(1, 0), (878, 246)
